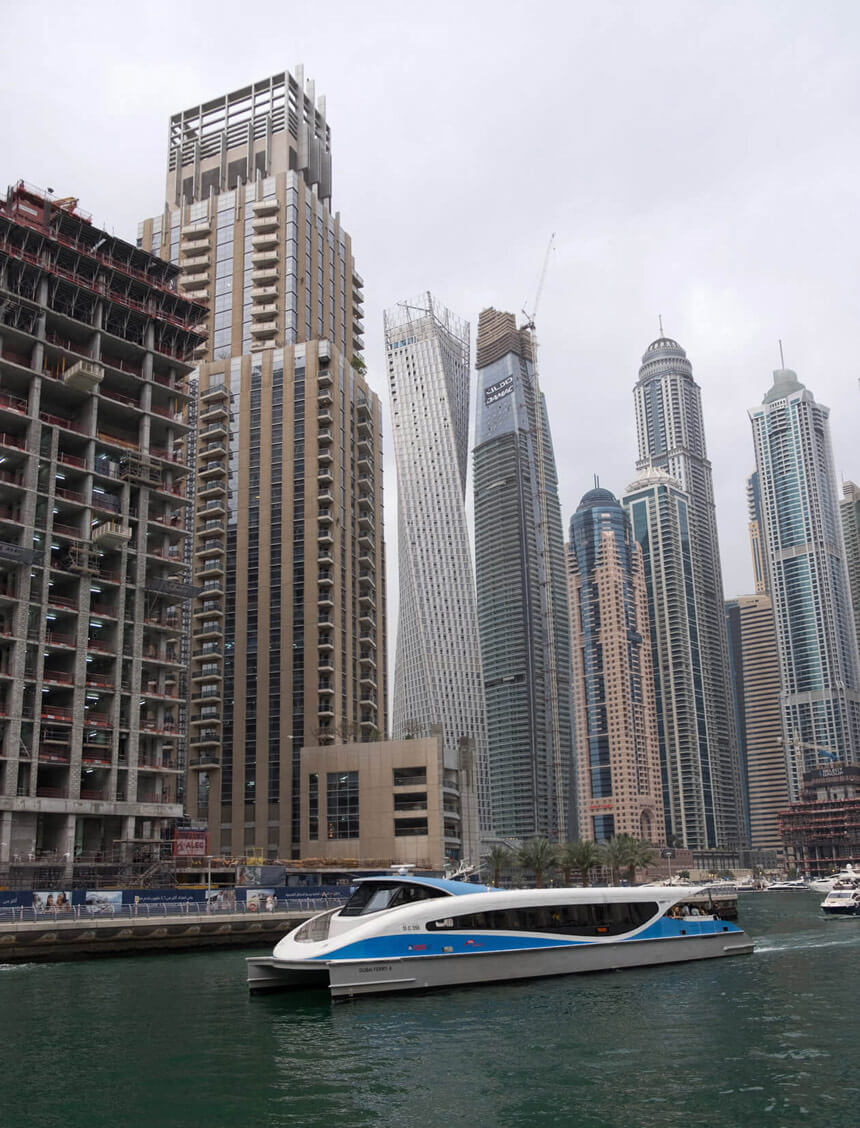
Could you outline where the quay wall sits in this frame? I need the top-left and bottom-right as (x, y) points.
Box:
(0, 909), (312, 963)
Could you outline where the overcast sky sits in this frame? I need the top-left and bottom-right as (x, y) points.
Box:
(4, 0), (858, 611)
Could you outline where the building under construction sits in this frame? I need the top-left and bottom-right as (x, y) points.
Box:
(778, 764), (860, 875)
(0, 181), (205, 888)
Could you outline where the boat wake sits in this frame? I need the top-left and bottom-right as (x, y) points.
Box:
(755, 934), (860, 954)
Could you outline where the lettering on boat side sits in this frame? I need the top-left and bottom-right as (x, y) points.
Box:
(358, 964), (393, 974)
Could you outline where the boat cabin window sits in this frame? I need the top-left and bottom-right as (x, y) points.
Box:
(427, 901), (659, 937)
(340, 881), (450, 918)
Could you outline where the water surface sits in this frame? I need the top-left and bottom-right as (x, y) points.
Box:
(2, 894), (856, 1127)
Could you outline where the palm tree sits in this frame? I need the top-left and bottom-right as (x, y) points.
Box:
(558, 840), (603, 887)
(482, 843), (513, 887)
(516, 837), (559, 888)
(625, 839), (656, 885)
(601, 834), (637, 885)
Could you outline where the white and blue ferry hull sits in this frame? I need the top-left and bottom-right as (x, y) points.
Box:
(247, 887), (753, 999)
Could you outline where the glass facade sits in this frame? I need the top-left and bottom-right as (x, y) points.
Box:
(327, 770), (359, 839)
(473, 310), (573, 841)
(623, 472), (715, 848)
(749, 370), (860, 796)
(385, 295), (489, 846)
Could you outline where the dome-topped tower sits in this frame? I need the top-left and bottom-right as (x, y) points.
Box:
(576, 486), (619, 511)
(638, 336), (693, 382)
(631, 332), (743, 849)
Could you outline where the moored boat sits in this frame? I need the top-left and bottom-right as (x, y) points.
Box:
(247, 874), (753, 999)
(821, 877), (860, 917)
(808, 865), (858, 895)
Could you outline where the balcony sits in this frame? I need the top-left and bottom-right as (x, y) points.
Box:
(199, 460), (226, 480)
(200, 382), (228, 403)
(189, 752), (222, 768)
(195, 621), (223, 640)
(181, 271), (210, 292)
(91, 521), (132, 549)
(252, 232), (279, 250)
(251, 265), (278, 284)
(181, 221), (211, 240)
(64, 358), (103, 392)
(252, 303), (278, 320)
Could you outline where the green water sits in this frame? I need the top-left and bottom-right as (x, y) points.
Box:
(2, 895), (857, 1128)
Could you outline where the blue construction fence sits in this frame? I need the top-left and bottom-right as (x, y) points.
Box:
(0, 886), (348, 911)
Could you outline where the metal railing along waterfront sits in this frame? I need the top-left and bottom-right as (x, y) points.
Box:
(0, 895), (347, 926)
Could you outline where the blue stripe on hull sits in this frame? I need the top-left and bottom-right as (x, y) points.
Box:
(315, 918), (744, 962)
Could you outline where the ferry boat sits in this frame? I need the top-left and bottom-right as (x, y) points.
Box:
(246, 874), (753, 999)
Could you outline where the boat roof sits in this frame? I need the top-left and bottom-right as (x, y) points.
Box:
(353, 875), (490, 896)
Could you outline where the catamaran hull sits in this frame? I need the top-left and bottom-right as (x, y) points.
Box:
(247, 930), (753, 999)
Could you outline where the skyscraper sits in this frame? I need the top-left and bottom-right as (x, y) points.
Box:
(726, 594), (787, 853)
(473, 309), (572, 841)
(633, 335), (742, 847)
(749, 367), (860, 797)
(567, 488), (665, 845)
(139, 70), (386, 859)
(0, 181), (203, 884)
(384, 296), (490, 848)
(623, 468), (715, 848)
(746, 471), (769, 595)
(840, 480), (860, 649)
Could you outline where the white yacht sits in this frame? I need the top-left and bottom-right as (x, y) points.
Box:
(247, 874), (753, 999)
(821, 876), (860, 917)
(808, 865), (858, 895)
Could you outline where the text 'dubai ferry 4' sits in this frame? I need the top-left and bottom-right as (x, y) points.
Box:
(246, 875), (753, 1000)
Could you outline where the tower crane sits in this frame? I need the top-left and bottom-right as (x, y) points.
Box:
(780, 732), (841, 801)
(521, 233), (555, 332)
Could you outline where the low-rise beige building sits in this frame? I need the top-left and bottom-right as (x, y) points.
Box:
(298, 736), (478, 870)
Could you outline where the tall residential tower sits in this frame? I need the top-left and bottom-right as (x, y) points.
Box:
(473, 309), (573, 841)
(633, 336), (743, 847)
(623, 468), (715, 848)
(749, 367), (860, 797)
(840, 480), (860, 649)
(139, 71), (386, 859)
(384, 295), (489, 854)
(567, 488), (665, 845)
